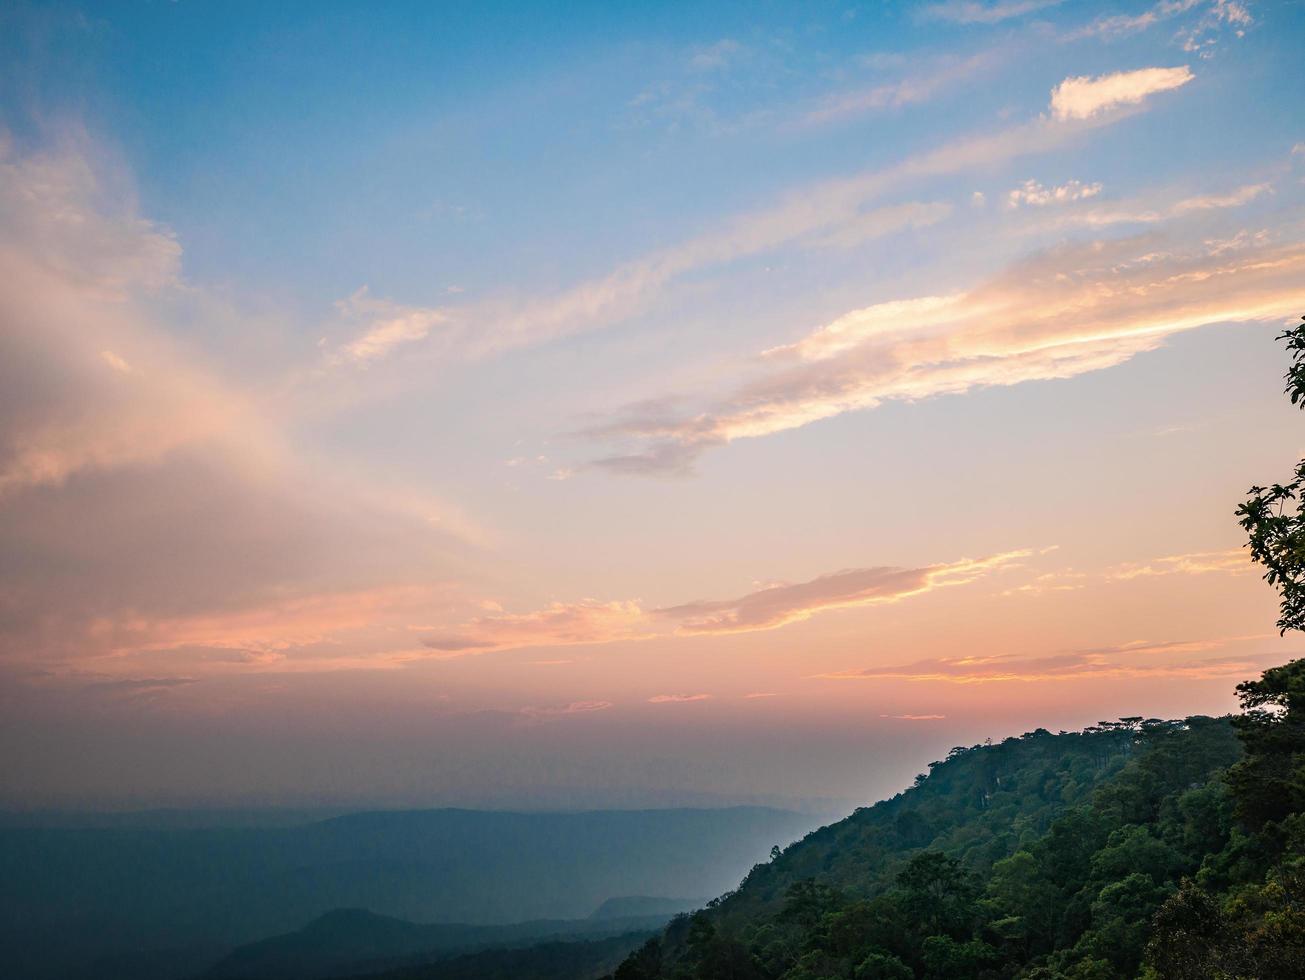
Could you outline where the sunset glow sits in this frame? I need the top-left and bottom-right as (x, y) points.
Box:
(2, 0), (1304, 814)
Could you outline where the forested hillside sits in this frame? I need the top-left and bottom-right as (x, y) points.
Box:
(607, 711), (1265, 979)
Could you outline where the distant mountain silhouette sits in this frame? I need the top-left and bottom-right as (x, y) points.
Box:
(588, 897), (703, 921)
(206, 907), (674, 980)
(0, 806), (816, 980)
(336, 931), (653, 980)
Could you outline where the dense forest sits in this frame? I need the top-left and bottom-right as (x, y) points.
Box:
(608, 699), (1301, 979)
(606, 319), (1305, 980)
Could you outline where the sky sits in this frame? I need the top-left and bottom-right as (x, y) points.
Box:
(2, 0), (1304, 812)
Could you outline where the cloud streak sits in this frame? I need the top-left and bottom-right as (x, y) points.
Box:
(655, 551), (1029, 635)
(820, 651), (1260, 684)
(331, 288), (451, 365)
(921, 0), (1063, 25)
(1007, 178), (1102, 207)
(802, 53), (1000, 127)
(1060, 181), (1273, 228)
(374, 67), (1194, 367)
(583, 235), (1305, 474)
(420, 551), (1028, 654)
(1107, 549), (1255, 579)
(1050, 66), (1193, 121)
(419, 600), (649, 655)
(520, 699), (614, 719)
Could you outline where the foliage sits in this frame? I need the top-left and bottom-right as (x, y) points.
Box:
(1237, 315), (1305, 634)
(602, 718), (1241, 980)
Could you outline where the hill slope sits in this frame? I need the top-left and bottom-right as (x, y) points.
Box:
(338, 931), (654, 980)
(611, 715), (1249, 979)
(206, 908), (675, 980)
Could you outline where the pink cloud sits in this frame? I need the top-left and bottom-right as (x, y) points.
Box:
(820, 650), (1261, 684)
(655, 551), (1029, 634)
(583, 236), (1305, 475)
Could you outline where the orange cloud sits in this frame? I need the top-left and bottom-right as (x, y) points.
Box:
(419, 551), (1030, 656)
(1052, 181), (1273, 229)
(97, 586), (437, 659)
(585, 236), (1305, 474)
(420, 600), (650, 656)
(1107, 549), (1255, 579)
(648, 693), (714, 703)
(656, 551), (1030, 635)
(1003, 571), (1088, 596)
(819, 651), (1260, 684)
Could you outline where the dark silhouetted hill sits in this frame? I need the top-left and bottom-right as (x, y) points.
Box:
(338, 931), (652, 980)
(0, 806), (817, 980)
(206, 908), (672, 980)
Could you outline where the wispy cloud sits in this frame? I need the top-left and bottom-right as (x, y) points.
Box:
(688, 38), (742, 72)
(422, 552), (1028, 654)
(396, 68), (1193, 367)
(802, 53), (999, 127)
(1007, 178), (1102, 207)
(1050, 66), (1193, 121)
(582, 235), (1305, 474)
(83, 675), (200, 699)
(1060, 181), (1273, 227)
(654, 551), (1030, 635)
(99, 350), (133, 374)
(881, 713), (947, 720)
(420, 600), (649, 656)
(1171, 182), (1273, 213)
(1002, 570), (1088, 596)
(1065, 0), (1250, 56)
(820, 651), (1259, 684)
(1066, 0), (1201, 40)
(805, 201), (954, 249)
(1107, 548), (1255, 579)
(520, 699), (614, 719)
(1004, 549), (1254, 597)
(648, 693), (713, 703)
(331, 287), (450, 365)
(921, 0), (1063, 25)
(1178, 0), (1253, 57)
(105, 586), (445, 660)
